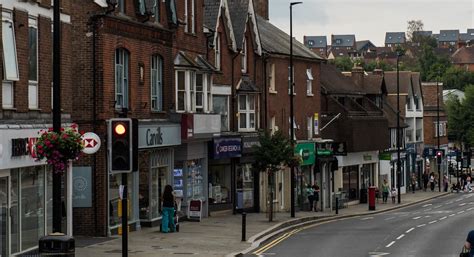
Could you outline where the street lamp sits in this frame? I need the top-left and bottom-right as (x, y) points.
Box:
(396, 50), (404, 204)
(436, 71), (441, 192)
(290, 1), (302, 218)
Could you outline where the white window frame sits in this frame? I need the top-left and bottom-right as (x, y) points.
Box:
(270, 116), (278, 135)
(2, 80), (14, 108)
(288, 116), (297, 140)
(176, 70), (212, 113)
(2, 10), (20, 81)
(151, 55), (163, 111)
(184, 0), (188, 33)
(115, 48), (129, 109)
(307, 116), (313, 139)
(190, 0), (195, 34)
(28, 17), (39, 109)
(241, 37), (247, 73)
(118, 0), (125, 13)
(238, 94), (257, 132)
(306, 68), (313, 96)
(215, 33), (221, 70)
(206, 75), (212, 112)
(269, 63), (276, 93)
(176, 70), (187, 112)
(195, 73), (204, 112)
(213, 94), (229, 131)
(434, 121), (447, 137)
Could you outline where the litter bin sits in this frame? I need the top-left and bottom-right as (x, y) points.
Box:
(359, 188), (367, 204)
(368, 186), (376, 211)
(39, 233), (75, 256)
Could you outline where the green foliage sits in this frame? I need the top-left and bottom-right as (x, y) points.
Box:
(442, 67), (474, 91)
(363, 60), (394, 72)
(252, 130), (293, 174)
(332, 57), (353, 72)
(446, 85), (474, 147)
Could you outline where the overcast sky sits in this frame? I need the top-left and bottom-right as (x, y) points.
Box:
(269, 0), (474, 46)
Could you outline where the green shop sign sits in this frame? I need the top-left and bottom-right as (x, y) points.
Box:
(295, 142), (315, 166)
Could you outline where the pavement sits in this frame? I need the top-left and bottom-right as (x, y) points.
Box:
(75, 190), (451, 257)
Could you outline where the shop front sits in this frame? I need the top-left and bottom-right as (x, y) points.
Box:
(315, 141), (344, 211)
(295, 142), (315, 211)
(208, 136), (242, 212)
(0, 125), (72, 256)
(239, 134), (260, 212)
(136, 122), (181, 227)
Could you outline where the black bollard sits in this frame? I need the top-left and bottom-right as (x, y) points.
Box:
(335, 197), (339, 215)
(241, 212), (247, 242)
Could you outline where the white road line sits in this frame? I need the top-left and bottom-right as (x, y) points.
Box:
(424, 215), (431, 218)
(396, 234), (405, 240)
(417, 224), (426, 227)
(413, 216), (421, 220)
(429, 220), (438, 224)
(439, 216), (447, 220)
(433, 205), (442, 209)
(467, 207), (474, 211)
(413, 211), (420, 214)
(361, 217), (374, 220)
(406, 228), (415, 233)
(386, 241), (396, 248)
(385, 217), (395, 220)
(449, 214), (456, 217)
(458, 211), (465, 214)
(456, 199), (463, 202)
(460, 203), (467, 206)
(422, 204), (432, 207)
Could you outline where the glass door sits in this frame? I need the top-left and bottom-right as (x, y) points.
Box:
(0, 176), (9, 257)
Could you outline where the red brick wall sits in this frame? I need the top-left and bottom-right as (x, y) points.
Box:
(422, 83), (448, 147)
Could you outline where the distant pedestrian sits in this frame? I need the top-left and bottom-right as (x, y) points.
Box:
(463, 230), (474, 257)
(429, 172), (435, 192)
(467, 175), (473, 193)
(411, 173), (417, 193)
(443, 175), (449, 192)
(422, 172), (429, 191)
(381, 180), (389, 204)
(462, 172), (468, 190)
(313, 184), (320, 212)
(161, 185), (176, 233)
(391, 187), (397, 203)
(306, 185), (314, 211)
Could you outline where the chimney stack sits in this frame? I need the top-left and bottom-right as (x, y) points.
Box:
(373, 69), (384, 76)
(351, 66), (364, 88)
(253, 0), (269, 20)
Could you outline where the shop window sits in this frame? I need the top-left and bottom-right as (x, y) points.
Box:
(21, 167), (45, 250)
(109, 173), (135, 228)
(238, 94), (257, 131)
(10, 170), (19, 253)
(2, 10), (19, 81)
(29, 17), (38, 109)
(209, 165), (232, 204)
(237, 164), (254, 209)
(2, 81), (14, 108)
(213, 95), (229, 131)
(151, 55), (163, 111)
(115, 48), (129, 109)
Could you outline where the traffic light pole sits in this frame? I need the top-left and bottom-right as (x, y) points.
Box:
(122, 173), (128, 257)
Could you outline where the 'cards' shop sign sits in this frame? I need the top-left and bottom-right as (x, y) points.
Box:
(211, 137), (242, 159)
(11, 137), (38, 158)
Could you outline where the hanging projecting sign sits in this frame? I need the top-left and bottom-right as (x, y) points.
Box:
(81, 132), (101, 154)
(314, 113), (319, 135)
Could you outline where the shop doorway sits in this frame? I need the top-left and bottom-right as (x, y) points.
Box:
(0, 176), (9, 257)
(343, 166), (359, 200)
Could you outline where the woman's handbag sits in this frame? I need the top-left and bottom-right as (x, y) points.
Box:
(460, 246), (470, 257)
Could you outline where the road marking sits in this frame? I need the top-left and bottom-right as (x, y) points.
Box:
(460, 203), (467, 206)
(439, 216), (447, 220)
(361, 217), (374, 220)
(449, 214), (456, 217)
(413, 216), (421, 220)
(369, 252), (390, 256)
(396, 234), (405, 240)
(433, 205), (442, 209)
(385, 217), (395, 220)
(424, 215), (431, 218)
(458, 210), (465, 214)
(417, 224), (426, 227)
(425, 208), (432, 211)
(467, 207), (474, 211)
(386, 241), (396, 248)
(456, 199), (463, 202)
(429, 220), (438, 224)
(406, 228), (415, 233)
(422, 204), (432, 207)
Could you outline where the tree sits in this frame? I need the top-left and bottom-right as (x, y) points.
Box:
(443, 66), (474, 91)
(407, 20), (424, 42)
(446, 85), (474, 148)
(330, 57), (353, 72)
(252, 130), (293, 221)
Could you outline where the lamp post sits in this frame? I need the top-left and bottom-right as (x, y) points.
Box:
(437, 71), (441, 192)
(396, 50), (403, 204)
(289, 1), (302, 218)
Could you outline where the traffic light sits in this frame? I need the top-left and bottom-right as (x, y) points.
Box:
(108, 118), (133, 173)
(436, 150), (443, 165)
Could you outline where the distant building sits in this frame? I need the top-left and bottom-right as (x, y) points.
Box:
(330, 34), (356, 50)
(385, 32), (406, 48)
(451, 46), (474, 71)
(304, 35), (328, 58)
(443, 89), (465, 102)
(438, 30), (459, 48)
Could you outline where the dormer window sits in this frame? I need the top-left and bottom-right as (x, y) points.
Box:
(335, 39), (342, 44)
(308, 40), (314, 47)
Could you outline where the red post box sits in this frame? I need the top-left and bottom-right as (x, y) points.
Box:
(368, 186), (376, 210)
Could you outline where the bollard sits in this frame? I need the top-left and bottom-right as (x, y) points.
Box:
(241, 212), (247, 242)
(335, 197), (339, 215)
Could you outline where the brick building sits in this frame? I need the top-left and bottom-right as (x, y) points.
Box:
(0, 0), (73, 255)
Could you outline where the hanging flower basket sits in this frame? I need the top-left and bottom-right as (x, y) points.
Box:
(287, 154), (303, 168)
(35, 124), (84, 173)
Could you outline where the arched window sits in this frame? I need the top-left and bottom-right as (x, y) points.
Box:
(151, 55), (163, 111)
(115, 48), (129, 109)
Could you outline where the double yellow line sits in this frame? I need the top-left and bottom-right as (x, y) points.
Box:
(253, 228), (303, 255)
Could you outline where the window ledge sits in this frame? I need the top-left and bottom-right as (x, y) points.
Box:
(29, 108), (42, 111)
(306, 93), (314, 97)
(2, 107), (17, 111)
(269, 90), (278, 94)
(151, 110), (167, 114)
(184, 32), (197, 37)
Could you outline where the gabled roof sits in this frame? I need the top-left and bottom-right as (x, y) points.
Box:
(204, 0), (237, 51)
(411, 72), (422, 97)
(331, 34), (355, 47)
(174, 51), (200, 68)
(356, 40), (376, 52)
(383, 102), (408, 128)
(460, 29), (474, 42)
(236, 75), (259, 92)
(320, 64), (363, 94)
(385, 32), (406, 44)
(227, 0), (262, 55)
(438, 30), (459, 42)
(364, 74), (385, 95)
(383, 71), (412, 94)
(195, 55), (217, 71)
(203, 0), (221, 30)
(452, 46), (474, 64)
(256, 16), (324, 60)
(304, 36), (327, 48)
(413, 31), (433, 38)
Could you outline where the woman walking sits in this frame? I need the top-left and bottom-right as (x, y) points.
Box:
(161, 185), (176, 233)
